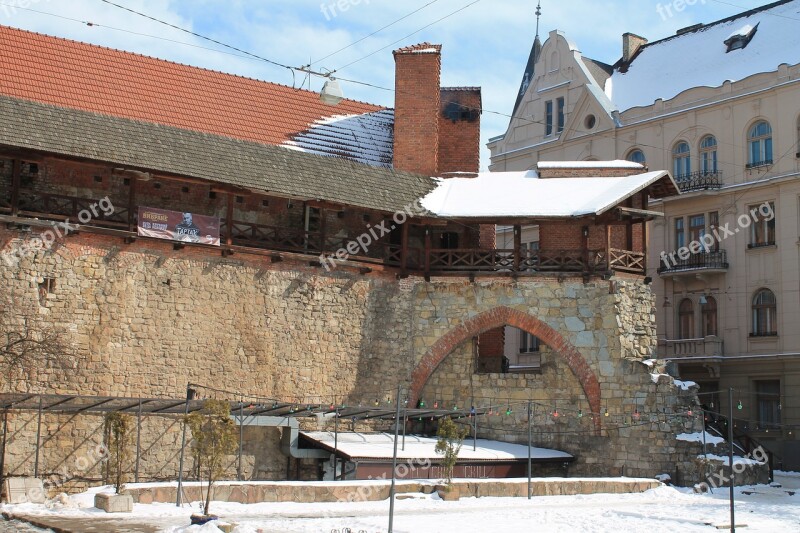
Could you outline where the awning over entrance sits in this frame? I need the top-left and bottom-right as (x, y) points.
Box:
(301, 431), (574, 481)
(302, 431), (574, 463)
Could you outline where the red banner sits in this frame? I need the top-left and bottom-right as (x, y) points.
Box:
(137, 207), (220, 246)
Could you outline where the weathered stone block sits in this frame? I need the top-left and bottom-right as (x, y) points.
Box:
(3, 477), (46, 504)
(95, 493), (134, 513)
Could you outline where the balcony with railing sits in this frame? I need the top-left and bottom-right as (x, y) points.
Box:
(657, 249), (728, 275)
(673, 171), (722, 193)
(659, 336), (724, 359)
(0, 170), (649, 278)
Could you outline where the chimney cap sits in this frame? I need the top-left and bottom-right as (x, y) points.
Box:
(393, 42), (442, 56)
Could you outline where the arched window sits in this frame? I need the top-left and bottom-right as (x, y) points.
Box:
(627, 149), (646, 165)
(700, 135), (718, 174)
(702, 296), (718, 337)
(752, 289), (777, 336)
(678, 298), (695, 339)
(673, 141), (691, 179)
(748, 121), (773, 167)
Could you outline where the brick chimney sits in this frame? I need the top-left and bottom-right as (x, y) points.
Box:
(438, 87), (482, 175)
(393, 43), (442, 176)
(622, 32), (647, 64)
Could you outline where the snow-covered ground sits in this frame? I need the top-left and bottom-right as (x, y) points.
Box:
(2, 474), (799, 533)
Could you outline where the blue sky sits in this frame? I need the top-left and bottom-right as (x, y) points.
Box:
(0, 0), (768, 168)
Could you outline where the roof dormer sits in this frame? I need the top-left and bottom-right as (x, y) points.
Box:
(724, 22), (759, 52)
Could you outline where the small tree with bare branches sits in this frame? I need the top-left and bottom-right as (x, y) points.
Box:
(0, 296), (73, 388)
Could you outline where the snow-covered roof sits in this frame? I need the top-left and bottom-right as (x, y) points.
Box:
(283, 110), (394, 168)
(301, 431), (573, 462)
(537, 160), (643, 169)
(607, 0), (800, 111)
(421, 169), (677, 219)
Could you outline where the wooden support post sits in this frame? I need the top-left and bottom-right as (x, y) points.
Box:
(626, 220), (633, 251)
(606, 224), (612, 272)
(225, 193), (234, 246)
(581, 225), (590, 272)
(319, 207), (327, 253)
(127, 176), (137, 233)
(10, 159), (21, 217)
(641, 191), (649, 259)
(513, 225), (522, 272)
(424, 226), (432, 280)
(400, 222), (409, 276)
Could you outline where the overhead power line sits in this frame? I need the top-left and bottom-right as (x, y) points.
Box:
(308, 0), (442, 67)
(332, 0), (482, 73)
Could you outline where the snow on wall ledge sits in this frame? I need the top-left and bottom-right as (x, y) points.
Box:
(283, 109), (394, 168)
(537, 160), (643, 169)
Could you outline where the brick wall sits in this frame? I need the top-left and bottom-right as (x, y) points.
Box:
(537, 166), (644, 179)
(393, 45), (441, 176)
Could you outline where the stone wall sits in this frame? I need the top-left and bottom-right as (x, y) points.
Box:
(0, 229), (706, 491)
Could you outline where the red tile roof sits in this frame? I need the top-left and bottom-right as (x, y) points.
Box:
(0, 25), (386, 147)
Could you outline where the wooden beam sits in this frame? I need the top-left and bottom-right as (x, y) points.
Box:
(10, 159), (20, 217)
(625, 221), (633, 251)
(400, 222), (409, 277)
(424, 226), (432, 280)
(617, 206), (664, 219)
(319, 207), (327, 253)
(581, 225), (589, 273)
(513, 225), (522, 272)
(225, 193), (234, 246)
(127, 176), (137, 232)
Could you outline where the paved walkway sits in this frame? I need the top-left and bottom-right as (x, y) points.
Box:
(2, 515), (166, 533)
(0, 518), (53, 532)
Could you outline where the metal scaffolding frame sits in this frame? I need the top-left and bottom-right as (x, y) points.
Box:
(0, 389), (481, 497)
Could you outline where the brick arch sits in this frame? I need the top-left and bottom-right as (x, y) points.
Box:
(410, 306), (602, 433)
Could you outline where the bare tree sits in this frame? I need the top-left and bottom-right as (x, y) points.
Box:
(0, 297), (74, 386)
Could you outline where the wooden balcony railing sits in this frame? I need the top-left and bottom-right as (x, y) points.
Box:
(224, 220), (322, 253)
(1, 188), (648, 277)
(17, 189), (129, 228)
(659, 336), (723, 359)
(608, 248), (646, 274)
(429, 249), (515, 272)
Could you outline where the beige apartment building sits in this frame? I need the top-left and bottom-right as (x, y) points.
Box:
(489, 1), (800, 468)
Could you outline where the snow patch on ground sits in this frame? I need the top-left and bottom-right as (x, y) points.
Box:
(677, 432), (725, 445)
(4, 478), (800, 532)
